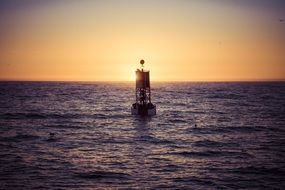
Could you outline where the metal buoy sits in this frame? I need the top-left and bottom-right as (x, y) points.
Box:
(131, 60), (156, 116)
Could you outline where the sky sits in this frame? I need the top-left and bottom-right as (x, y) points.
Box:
(0, 0), (285, 81)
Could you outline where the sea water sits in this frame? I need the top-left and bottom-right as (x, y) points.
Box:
(0, 82), (284, 189)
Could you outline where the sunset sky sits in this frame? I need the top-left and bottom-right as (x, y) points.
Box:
(0, 0), (285, 81)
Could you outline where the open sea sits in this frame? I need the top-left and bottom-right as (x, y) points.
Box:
(0, 81), (284, 189)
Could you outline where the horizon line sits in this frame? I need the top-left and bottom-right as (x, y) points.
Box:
(0, 79), (285, 83)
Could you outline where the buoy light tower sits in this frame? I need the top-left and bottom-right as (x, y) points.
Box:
(131, 59), (156, 116)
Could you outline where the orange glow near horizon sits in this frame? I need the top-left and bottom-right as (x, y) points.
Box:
(0, 0), (285, 81)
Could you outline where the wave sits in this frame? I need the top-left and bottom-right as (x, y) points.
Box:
(0, 112), (113, 120)
(187, 126), (266, 135)
(205, 93), (246, 100)
(232, 166), (285, 176)
(193, 140), (237, 148)
(75, 170), (131, 180)
(136, 135), (173, 144)
(0, 134), (39, 142)
(0, 113), (46, 119)
(170, 150), (253, 159)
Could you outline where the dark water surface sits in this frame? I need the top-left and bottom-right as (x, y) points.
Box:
(0, 82), (284, 189)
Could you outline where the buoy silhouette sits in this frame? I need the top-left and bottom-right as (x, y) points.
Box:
(131, 59), (156, 116)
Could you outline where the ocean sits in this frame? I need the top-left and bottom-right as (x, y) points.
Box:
(0, 82), (284, 189)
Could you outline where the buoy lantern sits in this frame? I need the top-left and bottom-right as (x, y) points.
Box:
(131, 59), (156, 116)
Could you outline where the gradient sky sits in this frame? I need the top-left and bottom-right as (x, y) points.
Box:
(0, 0), (285, 81)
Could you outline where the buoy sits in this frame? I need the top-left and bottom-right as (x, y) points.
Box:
(131, 60), (156, 116)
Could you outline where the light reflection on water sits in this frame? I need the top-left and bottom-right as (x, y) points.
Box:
(0, 82), (284, 189)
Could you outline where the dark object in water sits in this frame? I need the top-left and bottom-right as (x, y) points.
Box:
(47, 132), (56, 141)
(131, 59), (156, 116)
(49, 132), (55, 137)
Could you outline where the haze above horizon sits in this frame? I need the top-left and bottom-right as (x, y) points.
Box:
(0, 0), (285, 81)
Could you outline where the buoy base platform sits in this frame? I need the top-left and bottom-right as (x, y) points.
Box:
(131, 103), (156, 116)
